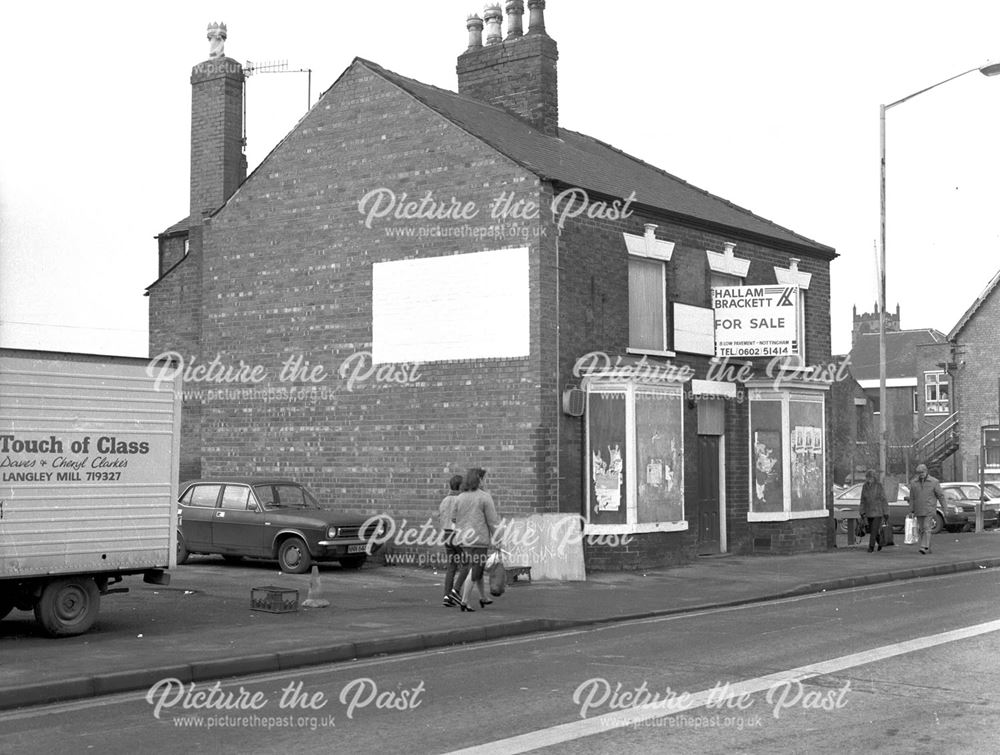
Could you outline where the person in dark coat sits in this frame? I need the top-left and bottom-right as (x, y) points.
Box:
(858, 469), (889, 552)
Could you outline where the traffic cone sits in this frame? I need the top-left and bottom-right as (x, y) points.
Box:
(301, 565), (330, 608)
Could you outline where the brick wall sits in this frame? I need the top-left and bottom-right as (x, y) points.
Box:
(555, 204), (834, 565)
(148, 227), (204, 483)
(189, 58), (246, 219)
(955, 287), (1000, 483)
(195, 62), (557, 523)
(457, 33), (559, 136)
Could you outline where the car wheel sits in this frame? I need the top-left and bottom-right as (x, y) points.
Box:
(278, 537), (312, 574)
(33, 577), (100, 637)
(0, 595), (13, 621)
(338, 556), (366, 570)
(838, 519), (848, 533)
(929, 512), (945, 536)
(176, 532), (190, 565)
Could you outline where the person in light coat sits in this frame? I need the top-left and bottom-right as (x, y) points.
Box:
(449, 468), (500, 611)
(906, 464), (945, 554)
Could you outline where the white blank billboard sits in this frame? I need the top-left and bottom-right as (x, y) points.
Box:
(372, 247), (530, 364)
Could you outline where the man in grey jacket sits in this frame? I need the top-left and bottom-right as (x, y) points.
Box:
(907, 464), (945, 554)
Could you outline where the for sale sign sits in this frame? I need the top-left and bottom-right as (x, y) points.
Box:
(711, 285), (799, 358)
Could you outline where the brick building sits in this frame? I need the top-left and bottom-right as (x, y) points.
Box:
(847, 305), (951, 477)
(947, 268), (1000, 484)
(148, 5), (838, 569)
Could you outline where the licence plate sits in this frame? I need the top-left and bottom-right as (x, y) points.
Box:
(347, 544), (367, 554)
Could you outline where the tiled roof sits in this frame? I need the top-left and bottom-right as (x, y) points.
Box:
(948, 267), (1000, 340)
(360, 59), (835, 259)
(848, 329), (947, 382)
(157, 216), (190, 238)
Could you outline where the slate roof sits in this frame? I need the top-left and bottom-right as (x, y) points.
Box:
(156, 216), (190, 238)
(360, 59), (836, 259)
(948, 267), (1000, 340)
(849, 329), (947, 382)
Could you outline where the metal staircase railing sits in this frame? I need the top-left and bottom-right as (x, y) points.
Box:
(915, 412), (959, 466)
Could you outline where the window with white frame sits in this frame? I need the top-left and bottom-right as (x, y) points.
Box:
(985, 428), (1000, 468)
(585, 381), (686, 533)
(748, 385), (827, 520)
(924, 371), (949, 414)
(625, 227), (675, 355)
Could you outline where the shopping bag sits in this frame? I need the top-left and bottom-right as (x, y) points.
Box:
(854, 519), (867, 539)
(904, 514), (918, 545)
(487, 548), (507, 597)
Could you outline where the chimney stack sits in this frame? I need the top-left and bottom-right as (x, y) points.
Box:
(456, 0), (559, 136)
(189, 22), (247, 222)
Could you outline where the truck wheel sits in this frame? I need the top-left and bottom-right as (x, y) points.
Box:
(338, 556), (366, 570)
(177, 532), (190, 565)
(278, 537), (312, 574)
(33, 577), (100, 637)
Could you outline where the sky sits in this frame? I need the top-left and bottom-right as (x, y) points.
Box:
(2, 0), (1000, 358)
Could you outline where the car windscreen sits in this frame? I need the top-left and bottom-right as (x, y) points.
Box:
(985, 483), (1000, 498)
(254, 484), (321, 509)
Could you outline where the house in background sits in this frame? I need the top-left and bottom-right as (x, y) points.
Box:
(847, 305), (951, 478)
(147, 3), (838, 570)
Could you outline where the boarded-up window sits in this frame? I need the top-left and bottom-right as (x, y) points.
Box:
(628, 257), (666, 351)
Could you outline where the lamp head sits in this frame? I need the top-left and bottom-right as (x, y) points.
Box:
(980, 61), (1000, 76)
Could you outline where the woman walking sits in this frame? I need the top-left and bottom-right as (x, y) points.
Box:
(859, 469), (889, 553)
(449, 468), (500, 611)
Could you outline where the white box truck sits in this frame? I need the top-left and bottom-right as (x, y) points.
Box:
(0, 349), (181, 636)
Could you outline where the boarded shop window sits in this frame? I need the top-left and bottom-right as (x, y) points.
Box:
(585, 382), (686, 533)
(748, 387), (827, 520)
(628, 257), (667, 352)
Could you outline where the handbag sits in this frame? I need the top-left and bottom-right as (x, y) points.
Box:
(486, 548), (507, 597)
(854, 518), (867, 539)
(904, 514), (918, 545)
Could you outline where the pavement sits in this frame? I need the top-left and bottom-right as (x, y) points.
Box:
(2, 530), (999, 712)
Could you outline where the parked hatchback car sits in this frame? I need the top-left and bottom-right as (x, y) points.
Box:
(834, 482), (969, 535)
(177, 479), (386, 573)
(939, 483), (1000, 529)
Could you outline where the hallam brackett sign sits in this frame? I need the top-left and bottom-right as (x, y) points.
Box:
(711, 285), (799, 358)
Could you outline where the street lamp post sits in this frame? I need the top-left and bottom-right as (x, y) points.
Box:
(878, 62), (1000, 482)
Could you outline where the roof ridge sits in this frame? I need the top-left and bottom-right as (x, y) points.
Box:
(358, 59), (834, 256)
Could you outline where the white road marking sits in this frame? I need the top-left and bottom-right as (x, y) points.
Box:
(0, 571), (993, 724)
(443, 618), (1000, 755)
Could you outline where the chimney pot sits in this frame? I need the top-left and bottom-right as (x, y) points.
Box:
(466, 13), (484, 50)
(527, 0), (546, 35)
(505, 0), (525, 39)
(484, 4), (503, 45)
(207, 21), (227, 58)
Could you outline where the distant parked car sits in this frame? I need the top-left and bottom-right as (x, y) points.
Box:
(834, 482), (969, 535)
(177, 478), (386, 573)
(939, 483), (999, 529)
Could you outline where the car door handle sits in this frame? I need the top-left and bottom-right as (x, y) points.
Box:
(215, 511), (225, 518)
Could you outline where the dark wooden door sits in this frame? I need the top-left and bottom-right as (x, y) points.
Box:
(696, 436), (721, 555)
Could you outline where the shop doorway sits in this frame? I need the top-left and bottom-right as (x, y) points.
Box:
(696, 435), (722, 554)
